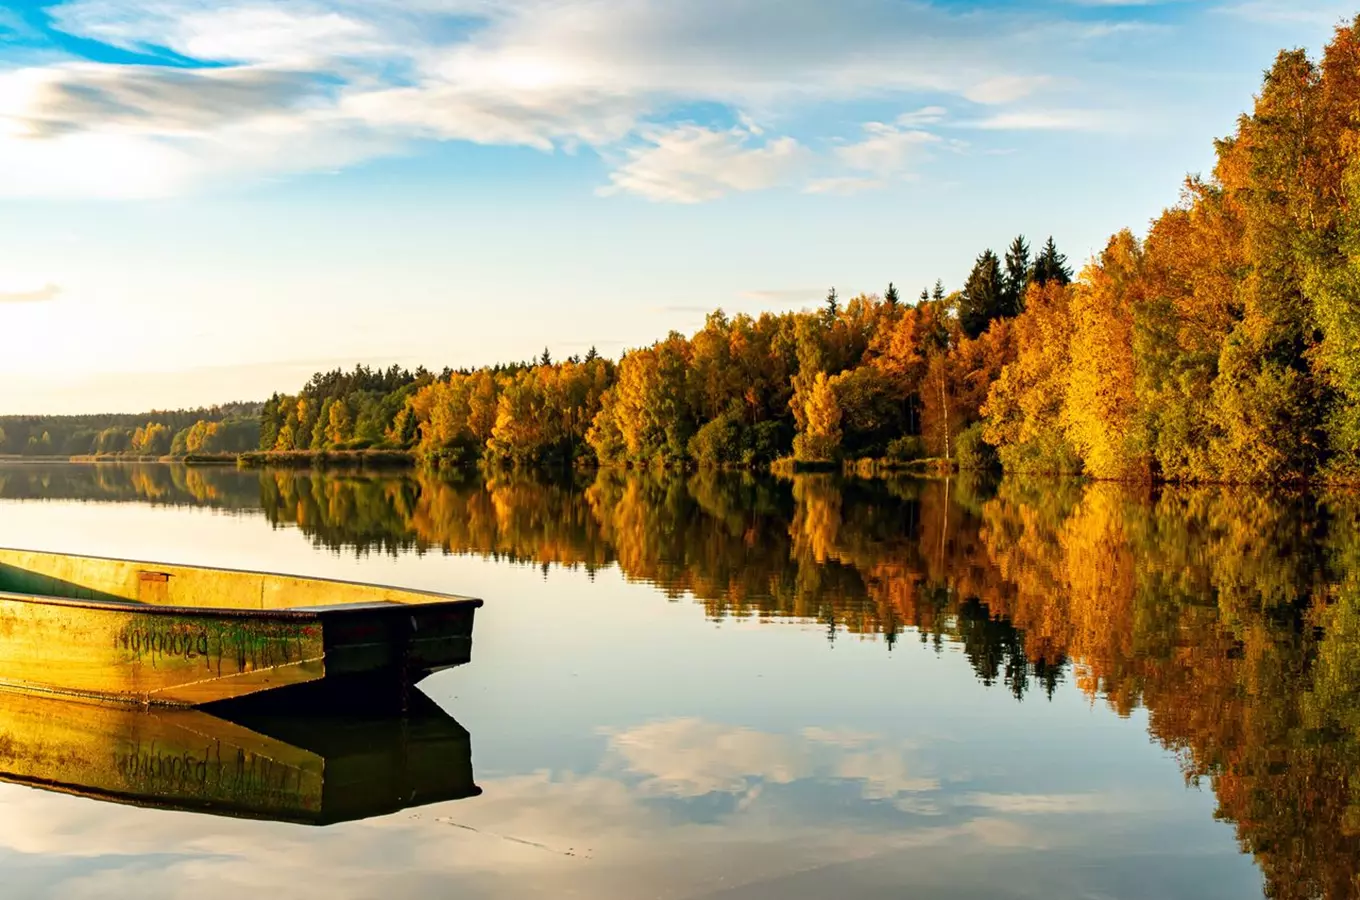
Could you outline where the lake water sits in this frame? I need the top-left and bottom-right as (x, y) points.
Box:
(0, 463), (1353, 899)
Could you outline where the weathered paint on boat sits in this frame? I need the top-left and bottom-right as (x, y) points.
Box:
(0, 688), (479, 825)
(0, 548), (482, 707)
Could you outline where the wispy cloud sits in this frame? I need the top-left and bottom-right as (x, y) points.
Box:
(599, 125), (810, 203)
(962, 108), (1123, 131)
(804, 176), (887, 196)
(6, 64), (327, 139)
(837, 121), (940, 170)
(897, 106), (950, 126)
(1215, 1), (1355, 25)
(964, 75), (1053, 105)
(0, 0), (1156, 200)
(961, 792), (1108, 814)
(0, 283), (61, 303)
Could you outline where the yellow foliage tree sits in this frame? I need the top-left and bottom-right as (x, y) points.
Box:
(1064, 231), (1150, 481)
(792, 372), (842, 463)
(982, 281), (1079, 473)
(325, 401), (353, 447)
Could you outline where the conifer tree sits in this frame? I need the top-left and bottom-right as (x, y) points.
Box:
(1003, 235), (1032, 316)
(932, 280), (946, 302)
(824, 287), (840, 325)
(959, 250), (1005, 339)
(885, 283), (901, 307)
(1033, 237), (1073, 286)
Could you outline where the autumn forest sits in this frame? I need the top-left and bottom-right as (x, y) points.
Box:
(251, 20), (1360, 484)
(10, 22), (1360, 486)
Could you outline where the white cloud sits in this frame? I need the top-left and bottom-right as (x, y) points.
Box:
(0, 283), (60, 303)
(835, 122), (941, 175)
(0, 61), (394, 197)
(804, 176), (887, 196)
(0, 766), (1056, 900)
(598, 125), (810, 203)
(1215, 1), (1355, 25)
(50, 1), (390, 64)
(0, 0), (1141, 200)
(2, 64), (326, 138)
(897, 105), (949, 126)
(0, 129), (190, 199)
(602, 718), (937, 800)
(964, 75), (1053, 105)
(964, 109), (1121, 131)
(605, 718), (809, 795)
(341, 83), (643, 151)
(961, 792), (1107, 814)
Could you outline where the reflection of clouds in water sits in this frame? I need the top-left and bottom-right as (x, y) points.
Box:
(0, 774), (1033, 900)
(604, 718), (809, 796)
(961, 792), (1108, 815)
(601, 718), (936, 801)
(0, 718), (1203, 900)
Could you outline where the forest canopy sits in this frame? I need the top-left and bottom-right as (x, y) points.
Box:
(259, 20), (1360, 483)
(19, 20), (1360, 485)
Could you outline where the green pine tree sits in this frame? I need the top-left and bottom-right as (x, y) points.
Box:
(959, 250), (1005, 339)
(1002, 235), (1032, 316)
(1033, 237), (1072, 286)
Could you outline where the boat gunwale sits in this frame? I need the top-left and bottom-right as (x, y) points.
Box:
(0, 590), (479, 619)
(0, 546), (484, 617)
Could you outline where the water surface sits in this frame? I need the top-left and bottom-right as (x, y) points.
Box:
(0, 463), (1352, 899)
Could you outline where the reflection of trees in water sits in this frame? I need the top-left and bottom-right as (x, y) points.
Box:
(260, 467), (1360, 898)
(8, 461), (1360, 895)
(0, 463), (262, 509)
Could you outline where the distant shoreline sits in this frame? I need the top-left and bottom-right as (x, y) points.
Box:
(0, 451), (962, 477)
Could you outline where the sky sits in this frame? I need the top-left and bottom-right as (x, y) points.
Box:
(0, 0), (1353, 414)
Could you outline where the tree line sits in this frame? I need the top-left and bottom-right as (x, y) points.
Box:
(248, 19), (1360, 483)
(258, 256), (1072, 470)
(0, 403), (260, 458)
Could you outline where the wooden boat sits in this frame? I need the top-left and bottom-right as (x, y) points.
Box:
(0, 688), (479, 825)
(0, 548), (482, 708)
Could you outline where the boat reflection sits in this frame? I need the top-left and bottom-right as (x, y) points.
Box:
(0, 689), (478, 826)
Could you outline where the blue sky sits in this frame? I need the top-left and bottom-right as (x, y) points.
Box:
(0, 0), (1352, 413)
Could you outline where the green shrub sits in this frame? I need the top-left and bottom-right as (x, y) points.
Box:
(689, 411), (743, 466)
(885, 436), (925, 463)
(955, 423), (999, 471)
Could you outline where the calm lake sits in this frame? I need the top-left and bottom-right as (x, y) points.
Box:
(0, 463), (1352, 899)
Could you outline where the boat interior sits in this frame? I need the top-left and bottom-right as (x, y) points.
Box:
(0, 548), (473, 612)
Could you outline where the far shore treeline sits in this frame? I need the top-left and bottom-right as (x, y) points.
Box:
(0, 404), (260, 460)
(12, 21), (1360, 484)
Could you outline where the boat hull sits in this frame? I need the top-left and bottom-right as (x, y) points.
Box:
(0, 549), (481, 708)
(0, 597), (326, 706)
